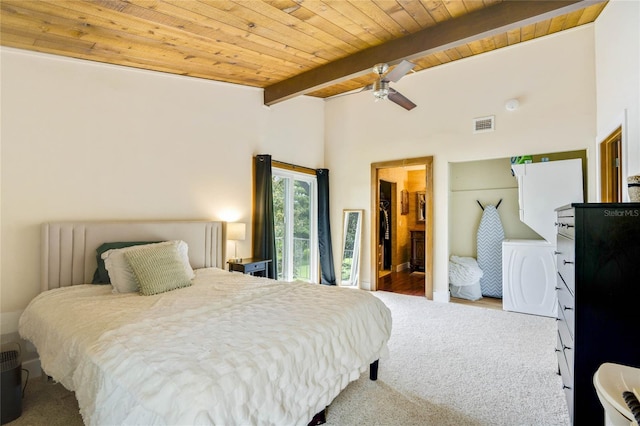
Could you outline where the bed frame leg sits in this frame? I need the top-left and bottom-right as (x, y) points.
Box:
(308, 408), (326, 425)
(369, 359), (379, 381)
(307, 361), (378, 426)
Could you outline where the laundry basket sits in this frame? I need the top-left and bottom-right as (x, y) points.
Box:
(1, 343), (22, 425)
(449, 256), (483, 301)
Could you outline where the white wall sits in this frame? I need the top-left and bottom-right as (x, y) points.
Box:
(325, 26), (597, 298)
(0, 48), (325, 333)
(595, 0), (640, 187)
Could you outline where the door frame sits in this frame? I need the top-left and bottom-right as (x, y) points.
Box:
(370, 156), (434, 299)
(595, 110), (629, 202)
(599, 126), (623, 202)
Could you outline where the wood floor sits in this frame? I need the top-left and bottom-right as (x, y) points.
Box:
(377, 269), (425, 296)
(377, 269), (503, 310)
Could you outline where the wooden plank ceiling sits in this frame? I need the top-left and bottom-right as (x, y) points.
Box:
(1, 0), (607, 106)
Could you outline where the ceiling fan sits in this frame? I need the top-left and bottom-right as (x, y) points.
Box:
(360, 60), (417, 111)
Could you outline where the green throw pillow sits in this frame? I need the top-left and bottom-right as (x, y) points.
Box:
(125, 243), (192, 296)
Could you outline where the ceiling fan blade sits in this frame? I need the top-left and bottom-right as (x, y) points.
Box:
(388, 89), (417, 111)
(384, 60), (416, 83)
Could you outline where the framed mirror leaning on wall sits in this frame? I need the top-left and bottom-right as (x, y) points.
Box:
(417, 191), (426, 221)
(340, 209), (363, 286)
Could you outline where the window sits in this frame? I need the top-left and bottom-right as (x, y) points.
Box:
(272, 168), (318, 283)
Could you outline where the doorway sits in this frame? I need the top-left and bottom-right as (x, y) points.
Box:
(272, 166), (318, 283)
(371, 156), (433, 299)
(600, 126), (623, 202)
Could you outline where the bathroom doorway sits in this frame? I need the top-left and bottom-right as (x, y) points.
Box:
(371, 156), (433, 299)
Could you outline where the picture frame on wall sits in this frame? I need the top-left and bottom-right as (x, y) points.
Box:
(401, 190), (409, 215)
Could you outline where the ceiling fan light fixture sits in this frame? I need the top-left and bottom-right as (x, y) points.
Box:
(350, 61), (416, 109)
(372, 63), (389, 75)
(372, 80), (389, 99)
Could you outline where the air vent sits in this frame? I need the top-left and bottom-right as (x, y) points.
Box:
(473, 116), (495, 133)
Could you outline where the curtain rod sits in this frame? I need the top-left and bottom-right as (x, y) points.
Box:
(272, 159), (317, 176)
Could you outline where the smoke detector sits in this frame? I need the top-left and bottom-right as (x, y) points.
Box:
(505, 99), (520, 111)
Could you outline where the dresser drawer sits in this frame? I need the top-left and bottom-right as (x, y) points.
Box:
(557, 309), (574, 368)
(556, 333), (573, 379)
(556, 235), (575, 294)
(243, 261), (266, 274)
(557, 219), (575, 238)
(557, 332), (574, 421)
(557, 285), (575, 338)
(556, 210), (575, 239)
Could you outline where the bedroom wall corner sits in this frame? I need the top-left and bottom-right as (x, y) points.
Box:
(0, 47), (325, 332)
(1, 311), (41, 377)
(1, 312), (23, 338)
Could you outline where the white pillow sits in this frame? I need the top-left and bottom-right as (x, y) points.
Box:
(102, 240), (194, 293)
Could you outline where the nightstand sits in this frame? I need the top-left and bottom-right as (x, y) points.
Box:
(228, 258), (272, 277)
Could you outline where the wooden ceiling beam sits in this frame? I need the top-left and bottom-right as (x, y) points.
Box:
(263, 0), (601, 106)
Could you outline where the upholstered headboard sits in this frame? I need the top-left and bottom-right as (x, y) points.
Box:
(41, 221), (224, 291)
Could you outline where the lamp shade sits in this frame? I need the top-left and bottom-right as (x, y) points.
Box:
(227, 222), (246, 241)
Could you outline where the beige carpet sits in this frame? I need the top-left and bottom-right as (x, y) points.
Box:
(7, 291), (569, 425)
(6, 376), (82, 426)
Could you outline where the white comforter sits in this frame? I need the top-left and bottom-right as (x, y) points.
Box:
(19, 268), (392, 425)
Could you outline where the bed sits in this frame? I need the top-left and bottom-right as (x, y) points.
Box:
(19, 221), (392, 425)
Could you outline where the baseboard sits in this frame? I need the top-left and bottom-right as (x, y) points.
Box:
(1, 331), (41, 379)
(23, 357), (42, 379)
(433, 290), (450, 303)
(396, 262), (410, 272)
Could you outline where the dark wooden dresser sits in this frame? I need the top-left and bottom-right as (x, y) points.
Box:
(410, 230), (425, 272)
(555, 203), (640, 424)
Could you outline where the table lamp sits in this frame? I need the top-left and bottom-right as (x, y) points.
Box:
(227, 222), (246, 262)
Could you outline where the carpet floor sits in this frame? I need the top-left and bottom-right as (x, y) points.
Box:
(7, 291), (570, 425)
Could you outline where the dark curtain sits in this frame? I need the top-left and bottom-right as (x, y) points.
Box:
(252, 155), (277, 279)
(316, 169), (336, 285)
